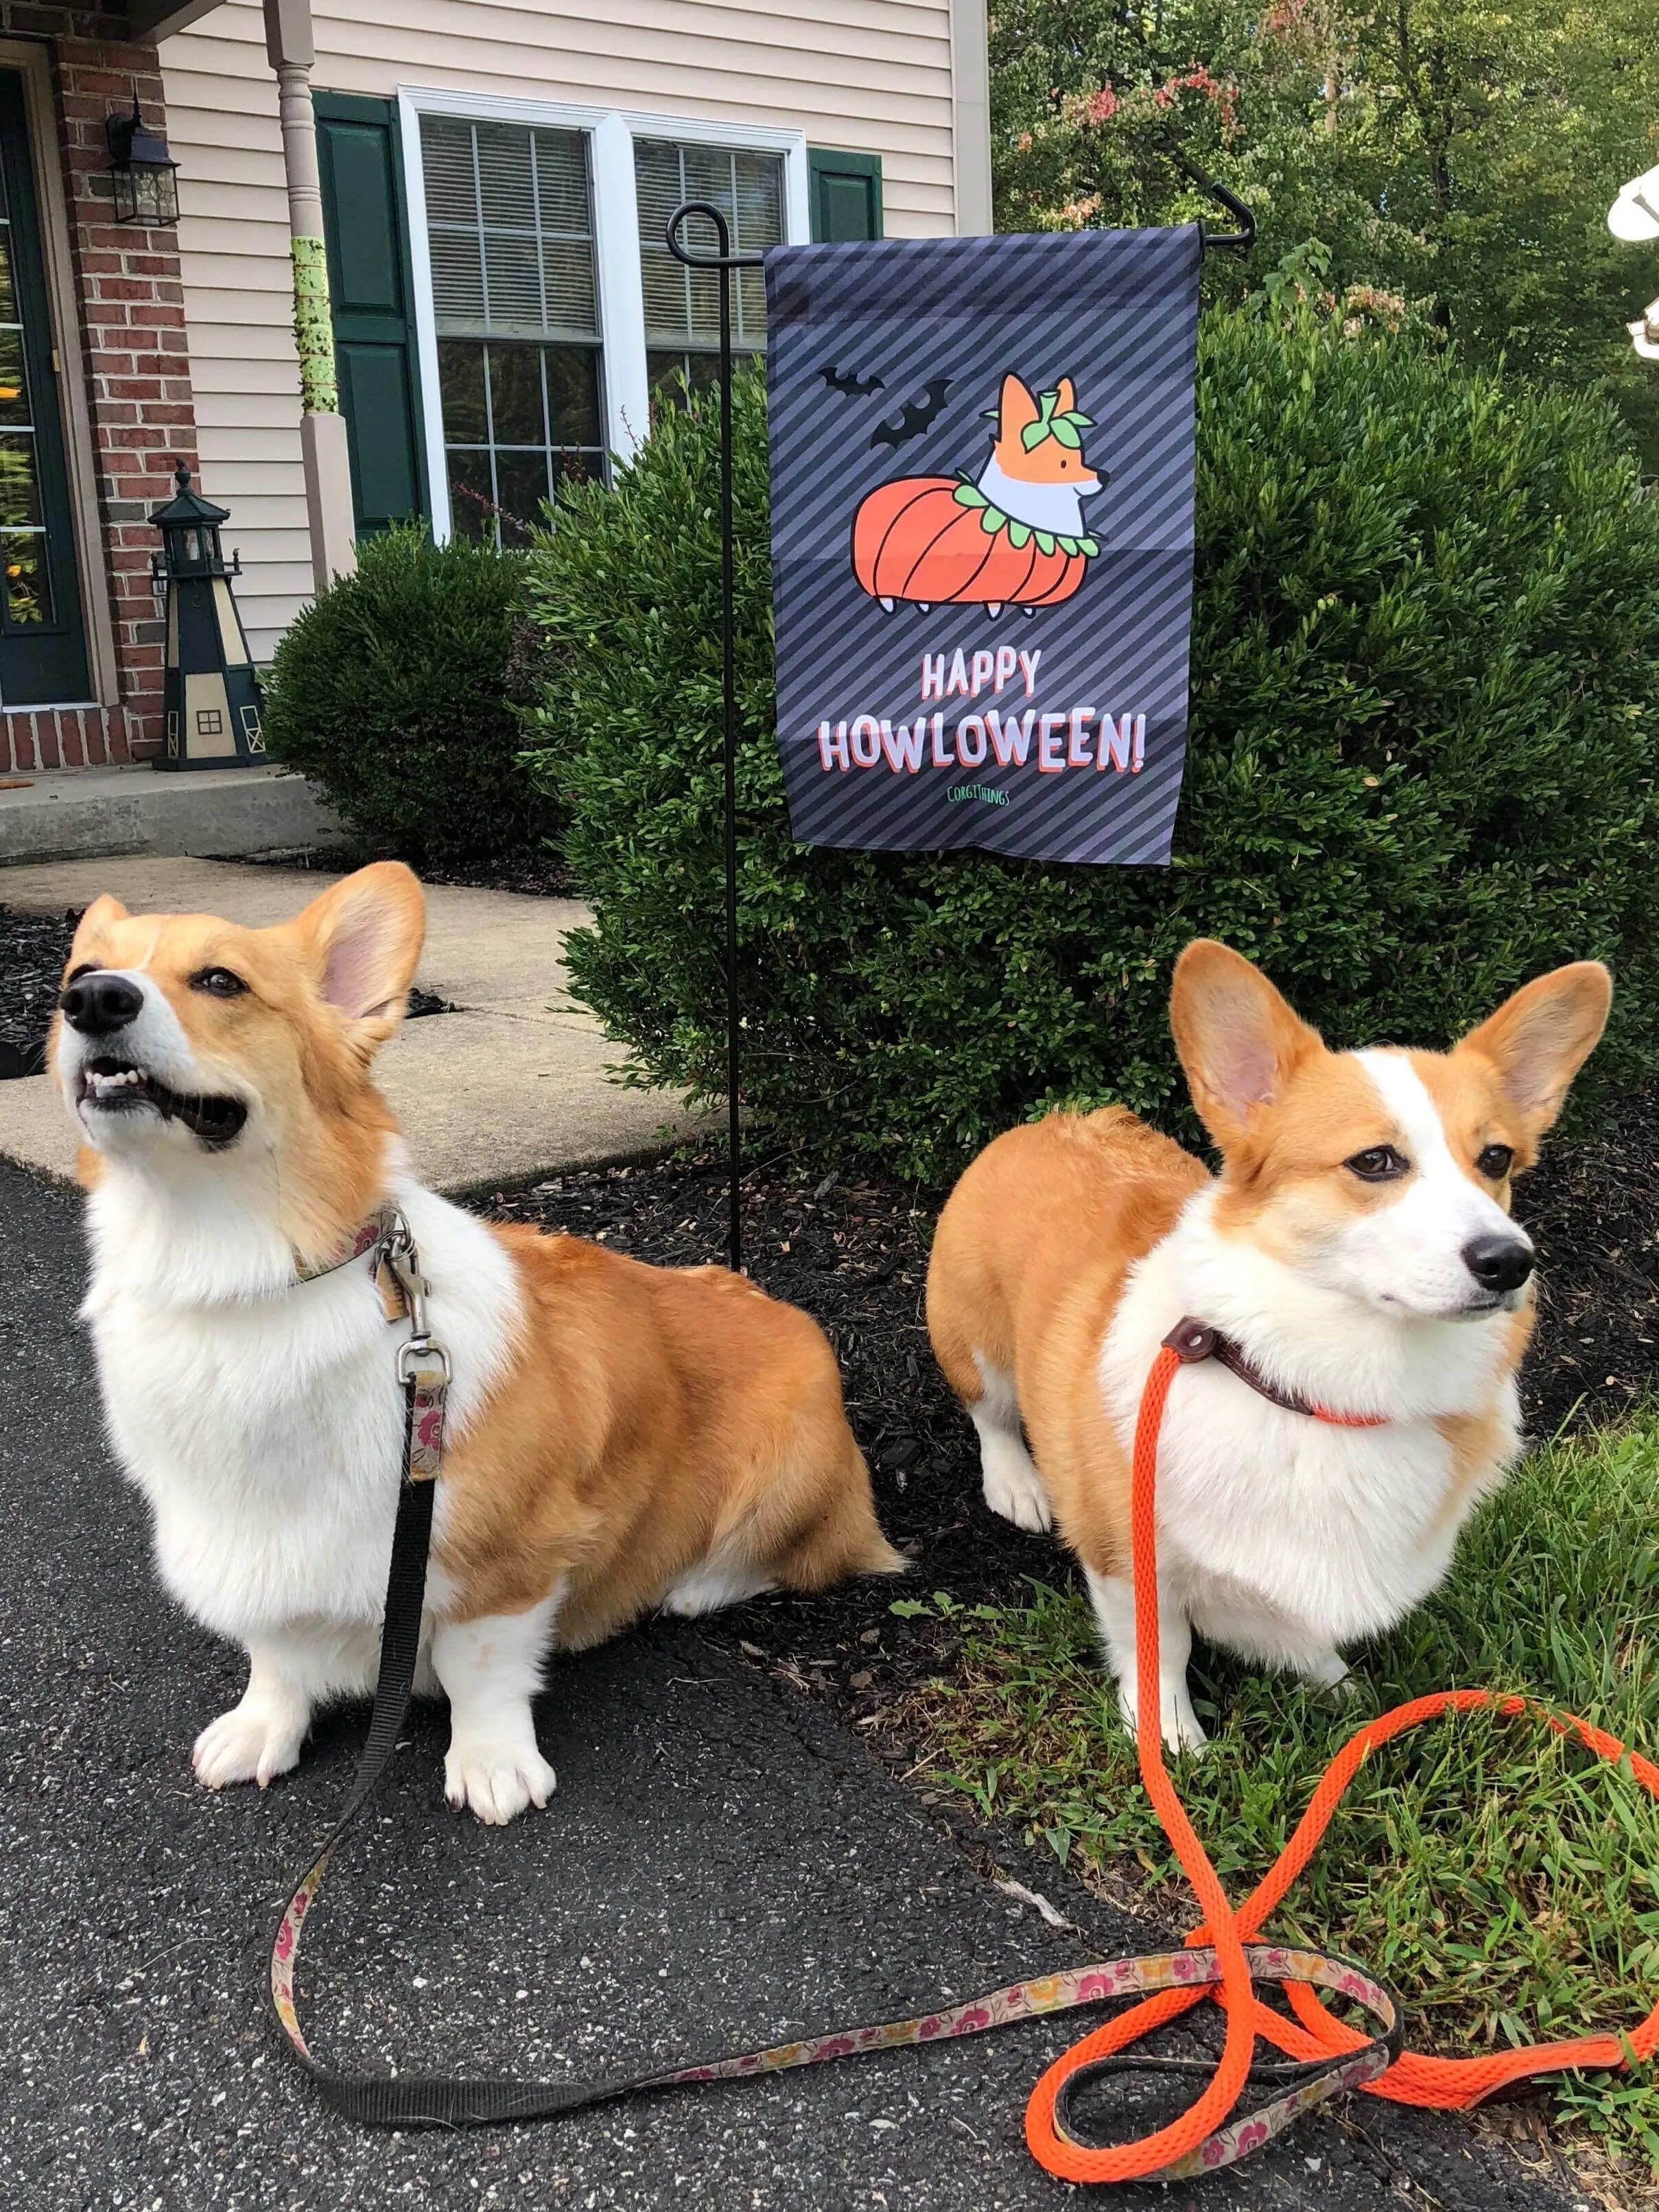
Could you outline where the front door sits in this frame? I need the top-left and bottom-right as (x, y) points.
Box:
(0, 70), (87, 706)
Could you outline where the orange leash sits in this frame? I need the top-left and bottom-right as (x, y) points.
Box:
(1024, 1340), (1659, 2185)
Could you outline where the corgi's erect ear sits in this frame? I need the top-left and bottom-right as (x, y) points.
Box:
(1054, 376), (1076, 414)
(996, 373), (1040, 446)
(291, 862), (425, 1052)
(71, 892), (130, 943)
(1456, 962), (1611, 1140)
(1170, 940), (1323, 1151)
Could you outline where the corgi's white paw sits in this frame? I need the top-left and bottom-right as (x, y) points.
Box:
(193, 1702), (305, 1789)
(1300, 1651), (1360, 1703)
(979, 1437), (1052, 1533)
(1117, 1678), (1208, 1758)
(445, 1738), (557, 1826)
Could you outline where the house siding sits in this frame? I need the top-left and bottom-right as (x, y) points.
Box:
(161, 0), (960, 658)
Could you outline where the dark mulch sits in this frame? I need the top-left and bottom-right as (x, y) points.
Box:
(0, 904), (81, 1076)
(479, 1104), (1659, 1727)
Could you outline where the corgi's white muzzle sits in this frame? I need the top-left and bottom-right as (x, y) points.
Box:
(57, 968), (250, 1151)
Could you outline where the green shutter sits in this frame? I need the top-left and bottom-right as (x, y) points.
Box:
(808, 149), (883, 243)
(314, 93), (427, 534)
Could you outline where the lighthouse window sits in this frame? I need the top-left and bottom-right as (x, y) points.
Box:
(421, 116), (605, 547)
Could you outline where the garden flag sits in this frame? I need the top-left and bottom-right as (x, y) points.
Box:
(765, 226), (1202, 864)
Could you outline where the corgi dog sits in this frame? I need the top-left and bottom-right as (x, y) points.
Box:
(54, 863), (901, 1824)
(976, 374), (1102, 541)
(851, 373), (1103, 616)
(926, 941), (1611, 1751)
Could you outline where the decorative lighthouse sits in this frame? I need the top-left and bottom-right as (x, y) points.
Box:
(149, 461), (266, 770)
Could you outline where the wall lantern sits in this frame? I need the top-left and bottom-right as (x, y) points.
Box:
(106, 97), (180, 227)
(149, 462), (264, 771)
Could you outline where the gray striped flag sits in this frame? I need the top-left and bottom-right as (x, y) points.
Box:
(764, 226), (1201, 863)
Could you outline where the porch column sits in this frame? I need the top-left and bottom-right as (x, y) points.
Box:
(263, 0), (356, 589)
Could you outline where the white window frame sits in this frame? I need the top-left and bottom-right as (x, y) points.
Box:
(397, 87), (809, 543)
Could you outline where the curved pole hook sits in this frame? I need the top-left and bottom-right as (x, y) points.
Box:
(666, 198), (766, 272)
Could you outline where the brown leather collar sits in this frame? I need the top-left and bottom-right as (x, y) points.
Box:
(1162, 1317), (1389, 1428)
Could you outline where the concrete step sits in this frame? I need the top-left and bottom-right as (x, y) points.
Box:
(0, 762), (348, 867)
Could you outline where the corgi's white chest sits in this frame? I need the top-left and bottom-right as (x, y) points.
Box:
(90, 1262), (410, 1642)
(82, 1176), (524, 1649)
(1098, 1216), (1519, 1664)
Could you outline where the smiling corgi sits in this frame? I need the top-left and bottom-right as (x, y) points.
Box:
(54, 863), (901, 1823)
(926, 941), (1610, 1751)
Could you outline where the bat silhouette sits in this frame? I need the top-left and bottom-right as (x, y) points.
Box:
(870, 378), (954, 450)
(821, 364), (884, 397)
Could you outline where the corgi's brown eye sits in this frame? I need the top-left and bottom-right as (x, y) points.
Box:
(1476, 1144), (1514, 1180)
(64, 961), (96, 985)
(189, 966), (248, 998)
(1345, 1145), (1408, 1182)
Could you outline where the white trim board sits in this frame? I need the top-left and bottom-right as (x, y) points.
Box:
(397, 83), (808, 522)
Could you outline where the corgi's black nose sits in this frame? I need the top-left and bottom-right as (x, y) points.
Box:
(60, 972), (143, 1037)
(1461, 1233), (1533, 1295)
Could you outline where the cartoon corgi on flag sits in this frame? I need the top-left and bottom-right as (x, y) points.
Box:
(851, 373), (1105, 617)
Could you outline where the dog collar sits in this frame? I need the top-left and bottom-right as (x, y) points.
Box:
(294, 1205), (400, 1287)
(1162, 1317), (1390, 1428)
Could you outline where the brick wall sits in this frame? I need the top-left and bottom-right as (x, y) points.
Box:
(43, 26), (199, 764)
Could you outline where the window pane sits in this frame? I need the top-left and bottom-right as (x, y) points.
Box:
(420, 116), (478, 226)
(492, 449), (551, 544)
(0, 324), (30, 427)
(487, 343), (546, 445)
(0, 235), (16, 325)
(428, 231), (484, 330)
(445, 448), (496, 543)
(2, 531), (51, 625)
(0, 431), (42, 526)
(543, 346), (601, 448)
(482, 231), (544, 333)
(474, 120), (535, 231)
(437, 340), (487, 443)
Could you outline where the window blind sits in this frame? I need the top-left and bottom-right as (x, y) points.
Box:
(421, 116), (598, 342)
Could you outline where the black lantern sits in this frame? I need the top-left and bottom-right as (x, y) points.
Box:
(149, 462), (264, 771)
(106, 98), (179, 227)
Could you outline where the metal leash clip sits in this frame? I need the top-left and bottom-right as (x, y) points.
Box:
(376, 1212), (456, 1398)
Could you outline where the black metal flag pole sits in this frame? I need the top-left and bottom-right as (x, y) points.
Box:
(666, 199), (764, 1279)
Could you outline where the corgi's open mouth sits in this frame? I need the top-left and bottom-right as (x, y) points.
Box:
(78, 1057), (248, 1146)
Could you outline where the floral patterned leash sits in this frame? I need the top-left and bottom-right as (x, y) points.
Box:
(270, 1244), (1402, 2162)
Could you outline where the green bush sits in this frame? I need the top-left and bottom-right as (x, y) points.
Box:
(521, 326), (1659, 1186)
(264, 526), (558, 867)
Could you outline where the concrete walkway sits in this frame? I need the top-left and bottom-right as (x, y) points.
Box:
(0, 856), (705, 1192)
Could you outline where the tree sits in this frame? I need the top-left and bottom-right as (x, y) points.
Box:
(992, 0), (1659, 458)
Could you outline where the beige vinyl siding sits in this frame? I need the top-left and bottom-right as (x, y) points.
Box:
(161, 0), (959, 652)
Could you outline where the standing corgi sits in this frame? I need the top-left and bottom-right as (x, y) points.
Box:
(851, 373), (1104, 616)
(926, 941), (1610, 1751)
(54, 863), (902, 1824)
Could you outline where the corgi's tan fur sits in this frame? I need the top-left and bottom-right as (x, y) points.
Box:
(55, 864), (900, 1823)
(927, 941), (1610, 1751)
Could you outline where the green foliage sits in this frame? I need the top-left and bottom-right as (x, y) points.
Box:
(991, 0), (1659, 462)
(263, 526), (556, 866)
(905, 1411), (1659, 2166)
(521, 327), (1659, 1188)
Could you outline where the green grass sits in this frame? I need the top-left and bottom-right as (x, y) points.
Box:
(899, 1417), (1659, 2169)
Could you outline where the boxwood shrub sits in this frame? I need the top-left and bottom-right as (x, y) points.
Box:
(264, 526), (558, 867)
(521, 325), (1659, 1186)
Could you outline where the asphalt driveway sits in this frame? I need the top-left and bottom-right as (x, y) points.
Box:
(0, 1160), (1584, 2211)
